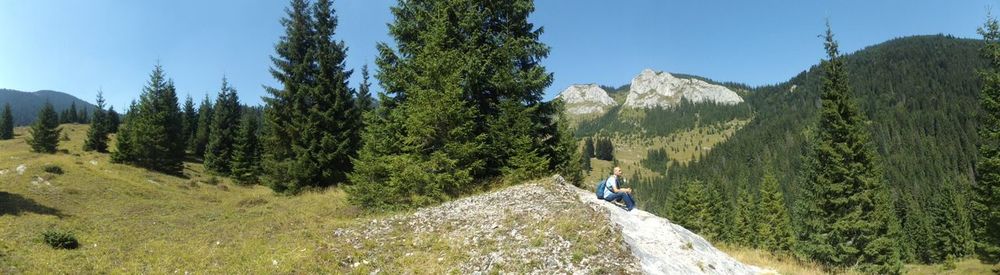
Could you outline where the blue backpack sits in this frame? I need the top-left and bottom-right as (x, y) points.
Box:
(595, 179), (608, 199)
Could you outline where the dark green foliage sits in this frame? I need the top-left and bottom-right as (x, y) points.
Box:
(83, 91), (110, 152)
(230, 111), (262, 185)
(41, 229), (78, 250)
(631, 35), (984, 267)
(191, 95), (213, 156)
(975, 13), (1000, 264)
(262, 0), (361, 193)
(27, 101), (61, 153)
(106, 106), (120, 133)
(641, 148), (669, 172)
(348, 0), (562, 209)
(594, 137), (615, 161)
(731, 187), (759, 247)
(111, 64), (186, 175)
(581, 137), (594, 172)
(795, 25), (901, 274)
(356, 64), (374, 113)
(552, 102), (583, 186)
(576, 99), (753, 138)
(669, 180), (711, 234)
(0, 103), (13, 140)
(204, 77), (241, 175)
(42, 164), (63, 175)
(78, 107), (88, 124)
(756, 168), (794, 252)
(182, 94), (197, 152)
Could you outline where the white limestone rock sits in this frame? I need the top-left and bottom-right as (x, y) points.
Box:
(571, 180), (773, 275)
(625, 69), (743, 109)
(557, 84), (618, 116)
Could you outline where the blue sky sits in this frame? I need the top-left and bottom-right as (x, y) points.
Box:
(0, 0), (993, 110)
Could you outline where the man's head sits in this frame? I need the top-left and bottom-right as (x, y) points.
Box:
(614, 166), (622, 176)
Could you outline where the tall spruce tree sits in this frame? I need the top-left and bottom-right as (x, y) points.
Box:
(78, 107), (89, 124)
(0, 103), (13, 140)
(262, 0), (360, 193)
(357, 63), (374, 113)
(182, 94), (197, 152)
(231, 111), (262, 185)
(797, 24), (902, 274)
(191, 95), (213, 156)
(732, 187), (759, 247)
(67, 102), (78, 124)
(27, 101), (61, 153)
(111, 64), (186, 174)
(204, 77), (241, 175)
(83, 90), (110, 152)
(107, 106), (120, 133)
(974, 13), (1000, 264)
(757, 168), (795, 252)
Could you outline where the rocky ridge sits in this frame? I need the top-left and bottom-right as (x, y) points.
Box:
(625, 69), (743, 109)
(556, 84), (618, 116)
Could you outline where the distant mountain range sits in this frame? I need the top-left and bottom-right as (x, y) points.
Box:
(0, 89), (96, 126)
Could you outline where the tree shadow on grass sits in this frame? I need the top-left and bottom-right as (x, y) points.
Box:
(0, 192), (65, 218)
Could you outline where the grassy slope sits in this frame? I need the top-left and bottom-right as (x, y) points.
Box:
(583, 118), (749, 184)
(0, 124), (634, 273)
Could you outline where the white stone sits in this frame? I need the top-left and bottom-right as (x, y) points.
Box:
(556, 84), (617, 115)
(572, 181), (772, 275)
(16, 164), (26, 175)
(625, 69), (743, 109)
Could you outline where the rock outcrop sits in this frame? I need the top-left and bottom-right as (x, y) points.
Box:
(568, 176), (771, 275)
(624, 69), (743, 109)
(556, 84), (617, 116)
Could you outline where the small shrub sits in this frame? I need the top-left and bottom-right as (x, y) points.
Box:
(205, 176), (219, 185)
(43, 165), (63, 175)
(41, 229), (78, 249)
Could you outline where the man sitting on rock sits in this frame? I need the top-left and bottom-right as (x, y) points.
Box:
(604, 166), (635, 211)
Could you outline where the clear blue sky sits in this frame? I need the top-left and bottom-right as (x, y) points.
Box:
(0, 0), (993, 110)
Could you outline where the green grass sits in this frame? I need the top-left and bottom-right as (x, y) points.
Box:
(0, 124), (367, 273)
(0, 124), (636, 273)
(583, 118), (749, 184)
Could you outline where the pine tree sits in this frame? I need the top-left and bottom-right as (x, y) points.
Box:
(927, 182), (974, 262)
(757, 168), (795, 252)
(230, 111), (261, 185)
(78, 107), (89, 124)
(732, 187), (759, 247)
(702, 180), (729, 241)
(67, 102), (78, 124)
(356, 63), (374, 113)
(0, 103), (13, 140)
(111, 64), (186, 174)
(974, 13), (1000, 264)
(107, 106), (120, 133)
(28, 101), (61, 153)
(182, 94), (197, 152)
(552, 101), (582, 185)
(797, 23), (902, 274)
(111, 102), (136, 163)
(671, 179), (709, 233)
(83, 90), (110, 152)
(262, 0), (361, 193)
(204, 77), (241, 175)
(191, 94), (213, 156)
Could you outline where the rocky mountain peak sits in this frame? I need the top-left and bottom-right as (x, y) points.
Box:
(624, 69), (743, 109)
(557, 84), (617, 116)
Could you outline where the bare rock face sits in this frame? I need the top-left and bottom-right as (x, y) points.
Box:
(570, 177), (773, 275)
(557, 84), (617, 116)
(625, 69), (743, 109)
